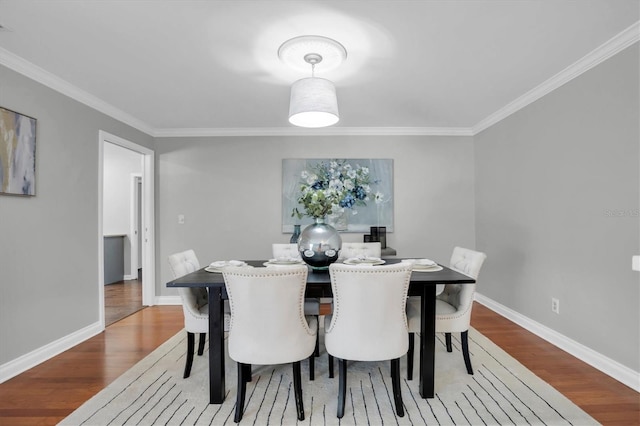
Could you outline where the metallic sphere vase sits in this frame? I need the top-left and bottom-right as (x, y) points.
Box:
(298, 217), (342, 270)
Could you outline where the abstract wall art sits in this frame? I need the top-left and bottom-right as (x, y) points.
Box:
(0, 107), (37, 196)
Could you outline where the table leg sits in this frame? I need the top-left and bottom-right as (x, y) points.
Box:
(208, 287), (225, 403)
(418, 285), (436, 398)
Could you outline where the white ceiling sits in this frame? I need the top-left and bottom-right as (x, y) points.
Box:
(0, 1), (638, 136)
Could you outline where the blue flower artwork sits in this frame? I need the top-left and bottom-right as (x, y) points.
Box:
(283, 158), (393, 233)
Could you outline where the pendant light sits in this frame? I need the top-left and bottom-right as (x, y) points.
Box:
(278, 36), (347, 128)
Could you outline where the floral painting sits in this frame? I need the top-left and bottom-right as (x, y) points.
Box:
(0, 107), (37, 196)
(283, 158), (393, 232)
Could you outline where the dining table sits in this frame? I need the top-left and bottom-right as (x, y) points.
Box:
(166, 258), (475, 404)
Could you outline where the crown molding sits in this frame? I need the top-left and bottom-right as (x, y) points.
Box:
(0, 47), (155, 136)
(2, 21), (638, 139)
(152, 126), (474, 138)
(472, 21), (640, 135)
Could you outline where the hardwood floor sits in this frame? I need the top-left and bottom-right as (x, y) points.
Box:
(0, 306), (184, 426)
(0, 302), (637, 425)
(471, 303), (640, 425)
(105, 277), (143, 326)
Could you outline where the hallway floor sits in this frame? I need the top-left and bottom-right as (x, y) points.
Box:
(105, 278), (143, 326)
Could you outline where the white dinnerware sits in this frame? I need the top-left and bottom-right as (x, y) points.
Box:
(205, 260), (250, 273)
(343, 257), (385, 266)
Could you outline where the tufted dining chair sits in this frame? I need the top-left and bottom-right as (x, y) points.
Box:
(167, 249), (230, 379)
(338, 242), (382, 260)
(272, 243), (302, 260)
(326, 241), (383, 377)
(222, 265), (317, 423)
(272, 243), (322, 379)
(406, 247), (487, 379)
(324, 262), (413, 419)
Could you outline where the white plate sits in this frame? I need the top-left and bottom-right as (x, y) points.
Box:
(405, 258), (437, 267)
(343, 258), (386, 266)
(209, 260), (246, 268)
(263, 261), (304, 267)
(412, 263), (439, 269)
(205, 264), (253, 273)
(412, 265), (443, 272)
(266, 259), (304, 265)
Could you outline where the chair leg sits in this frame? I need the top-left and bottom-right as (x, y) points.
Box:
(407, 333), (414, 380)
(314, 318), (320, 357)
(242, 363), (252, 382)
(183, 332), (195, 378)
(234, 363), (248, 423)
(445, 332), (453, 352)
(461, 330), (473, 375)
(337, 359), (347, 418)
(293, 361), (305, 421)
(309, 352), (315, 381)
(391, 358), (404, 417)
(328, 354), (334, 378)
(197, 333), (206, 356)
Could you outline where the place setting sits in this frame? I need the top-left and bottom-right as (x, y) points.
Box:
(405, 258), (443, 272)
(204, 260), (252, 273)
(342, 255), (386, 266)
(263, 256), (305, 267)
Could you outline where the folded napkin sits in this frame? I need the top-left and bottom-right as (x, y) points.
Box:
(269, 256), (302, 263)
(209, 260), (245, 268)
(347, 256), (381, 263)
(406, 258), (437, 267)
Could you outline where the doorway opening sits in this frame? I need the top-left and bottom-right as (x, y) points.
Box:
(98, 131), (155, 329)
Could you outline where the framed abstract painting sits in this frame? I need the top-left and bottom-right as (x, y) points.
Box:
(0, 107), (37, 196)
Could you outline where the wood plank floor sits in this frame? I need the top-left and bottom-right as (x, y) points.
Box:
(0, 302), (638, 425)
(105, 278), (143, 326)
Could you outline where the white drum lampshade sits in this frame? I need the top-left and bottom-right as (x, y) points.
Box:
(288, 77), (339, 128)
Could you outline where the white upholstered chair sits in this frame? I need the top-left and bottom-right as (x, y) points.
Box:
(167, 249), (230, 379)
(406, 247), (487, 378)
(222, 266), (317, 423)
(272, 246), (320, 314)
(338, 242), (382, 260)
(326, 241), (383, 377)
(272, 243), (322, 378)
(325, 262), (413, 419)
(271, 243), (302, 261)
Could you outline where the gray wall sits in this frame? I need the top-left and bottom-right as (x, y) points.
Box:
(475, 44), (639, 371)
(155, 135), (476, 296)
(0, 65), (153, 364)
(2, 42), (638, 381)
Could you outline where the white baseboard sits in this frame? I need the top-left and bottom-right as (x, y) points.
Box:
(475, 292), (640, 392)
(0, 321), (103, 384)
(155, 295), (181, 305)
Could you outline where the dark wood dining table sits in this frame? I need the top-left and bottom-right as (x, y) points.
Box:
(166, 258), (475, 404)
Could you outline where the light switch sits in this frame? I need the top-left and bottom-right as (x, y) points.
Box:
(633, 255), (640, 271)
(178, 214), (185, 224)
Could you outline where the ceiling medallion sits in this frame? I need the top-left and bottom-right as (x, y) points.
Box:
(278, 35), (347, 74)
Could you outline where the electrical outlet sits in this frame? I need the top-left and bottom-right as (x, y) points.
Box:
(551, 298), (560, 314)
(178, 214), (185, 224)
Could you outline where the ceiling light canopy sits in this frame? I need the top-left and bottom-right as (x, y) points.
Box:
(278, 35), (347, 73)
(279, 35), (347, 128)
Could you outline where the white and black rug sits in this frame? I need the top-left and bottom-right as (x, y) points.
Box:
(59, 327), (597, 425)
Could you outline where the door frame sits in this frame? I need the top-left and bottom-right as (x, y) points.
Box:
(98, 130), (155, 328)
(129, 173), (142, 279)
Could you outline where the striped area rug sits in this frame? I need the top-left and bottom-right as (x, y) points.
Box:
(59, 327), (597, 425)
